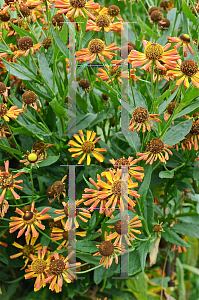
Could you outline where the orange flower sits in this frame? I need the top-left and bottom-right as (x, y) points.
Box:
(75, 39), (120, 63)
(167, 34), (194, 57)
(184, 115), (199, 150)
(136, 138), (173, 164)
(107, 214), (142, 246)
(68, 130), (106, 165)
(128, 40), (180, 71)
(97, 65), (138, 84)
(11, 36), (42, 60)
(24, 246), (51, 292)
(0, 160), (23, 204)
(0, 103), (23, 122)
(167, 59), (199, 89)
(20, 150), (43, 167)
(45, 251), (81, 293)
(0, 199), (9, 217)
(10, 233), (42, 270)
(9, 202), (51, 238)
(93, 231), (125, 269)
(96, 168), (140, 213)
(128, 107), (161, 133)
(54, 0), (99, 19)
(53, 200), (91, 230)
(106, 156), (144, 182)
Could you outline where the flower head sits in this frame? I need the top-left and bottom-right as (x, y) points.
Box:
(136, 138), (173, 164)
(93, 232), (125, 269)
(46, 175), (67, 203)
(22, 90), (42, 112)
(20, 150), (43, 167)
(24, 246), (51, 291)
(9, 202), (51, 238)
(167, 34), (194, 57)
(0, 199), (9, 217)
(106, 156), (144, 182)
(129, 107), (161, 133)
(129, 40), (180, 71)
(0, 103), (23, 121)
(68, 130), (106, 165)
(45, 251), (81, 293)
(11, 36), (42, 60)
(158, 18), (170, 30)
(32, 141), (54, 159)
(75, 39), (120, 63)
(53, 200), (91, 230)
(164, 102), (178, 123)
(167, 59), (199, 89)
(0, 160), (23, 204)
(107, 215), (142, 246)
(10, 233), (42, 269)
(55, 0), (99, 20)
(97, 65), (138, 84)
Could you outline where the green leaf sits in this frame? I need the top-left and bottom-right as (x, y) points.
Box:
(9, 23), (38, 43)
(143, 189), (154, 232)
(52, 27), (69, 57)
(159, 171), (174, 179)
(182, 0), (197, 26)
(38, 155), (60, 168)
(176, 258), (186, 300)
(49, 99), (66, 117)
(94, 261), (118, 284)
(0, 144), (21, 156)
(174, 101), (199, 119)
(129, 250), (142, 275)
(138, 164), (152, 208)
(137, 240), (151, 270)
(88, 211), (97, 230)
(179, 86), (199, 109)
(40, 229), (51, 247)
(76, 113), (96, 131)
(131, 87), (148, 109)
(11, 124), (51, 137)
(127, 271), (147, 300)
(76, 253), (100, 264)
(162, 119), (193, 146)
(71, 241), (100, 253)
(90, 107), (111, 127)
(182, 264), (199, 275)
(3, 61), (38, 81)
(172, 223), (199, 239)
(136, 16), (158, 39)
(161, 227), (190, 247)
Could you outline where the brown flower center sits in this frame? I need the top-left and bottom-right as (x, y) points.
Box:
(19, 5), (31, 17)
(114, 158), (129, 170)
(78, 79), (91, 89)
(108, 5), (120, 17)
(49, 219), (62, 229)
(22, 244), (35, 258)
(99, 241), (114, 256)
(46, 186), (55, 199)
(110, 66), (121, 77)
(145, 43), (164, 60)
(95, 15), (110, 28)
(148, 7), (159, 15)
(190, 119), (199, 135)
(132, 107), (149, 123)
(18, 36), (33, 51)
(114, 219), (128, 235)
(70, 0), (86, 8)
(179, 34), (190, 43)
(0, 82), (7, 94)
(62, 229), (76, 241)
(42, 37), (52, 50)
(52, 181), (65, 195)
(150, 10), (163, 22)
(0, 173), (14, 188)
(49, 259), (65, 275)
(88, 39), (105, 54)
(23, 211), (36, 224)
(33, 141), (46, 154)
(51, 14), (64, 27)
(0, 11), (11, 22)
(0, 103), (8, 117)
(147, 138), (164, 154)
(112, 179), (128, 196)
(64, 203), (79, 217)
(81, 140), (95, 153)
(180, 60), (198, 77)
(167, 102), (176, 114)
(31, 258), (46, 274)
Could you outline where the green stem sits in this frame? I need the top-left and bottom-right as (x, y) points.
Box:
(30, 165), (34, 202)
(76, 264), (103, 274)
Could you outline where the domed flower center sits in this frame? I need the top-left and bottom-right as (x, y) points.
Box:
(150, 10), (163, 22)
(51, 14), (64, 27)
(19, 5), (31, 17)
(112, 180), (128, 195)
(70, 0), (86, 8)
(0, 11), (10, 22)
(114, 158), (129, 170)
(108, 5), (120, 17)
(132, 107), (149, 123)
(27, 153), (38, 163)
(110, 66), (121, 77)
(33, 141), (46, 154)
(22, 204), (32, 213)
(167, 102), (176, 114)
(190, 119), (199, 135)
(147, 138), (164, 154)
(88, 39), (105, 54)
(46, 186), (55, 199)
(42, 37), (52, 50)
(95, 15), (110, 28)
(31, 258), (46, 274)
(0, 173), (14, 188)
(79, 79), (91, 90)
(62, 229), (76, 241)
(81, 141), (95, 153)
(49, 259), (65, 275)
(23, 211), (36, 224)
(99, 241), (114, 256)
(52, 181), (65, 194)
(0, 103), (8, 117)
(180, 60), (198, 77)
(145, 43), (164, 60)
(64, 203), (79, 217)
(22, 244), (35, 258)
(18, 36), (33, 51)
(22, 91), (37, 104)
(0, 83), (6, 94)
(114, 219), (128, 235)
(179, 34), (190, 43)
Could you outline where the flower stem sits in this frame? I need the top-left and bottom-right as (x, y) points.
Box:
(30, 165), (34, 203)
